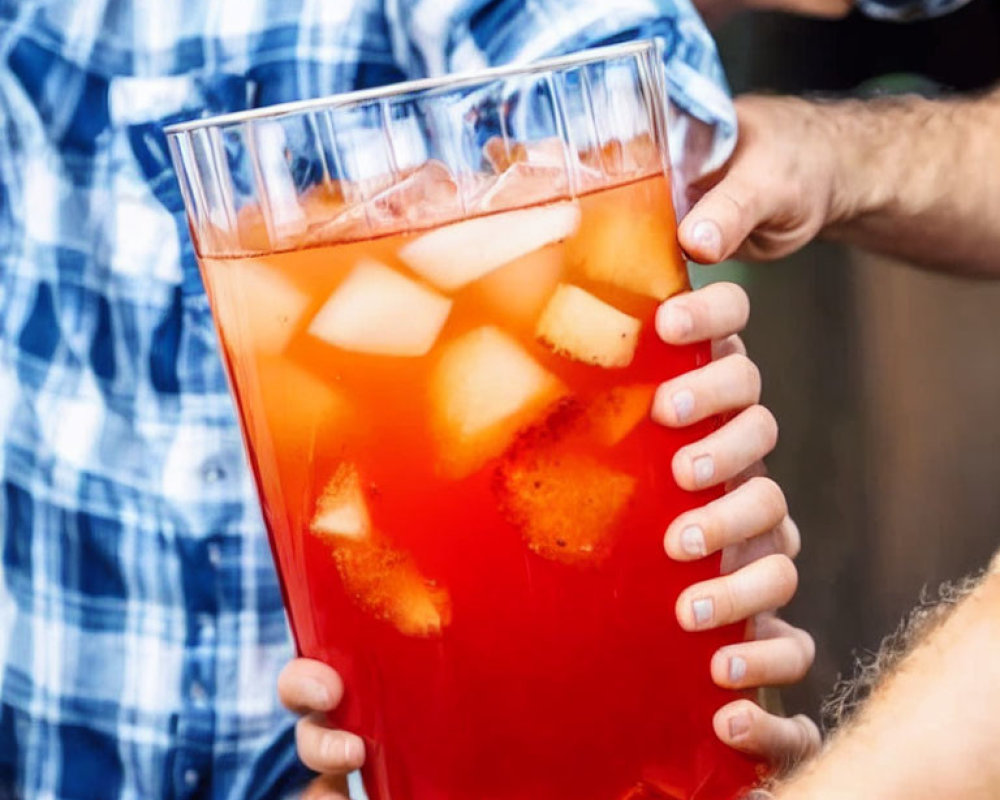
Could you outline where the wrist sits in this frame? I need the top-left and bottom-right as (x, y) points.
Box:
(821, 94), (945, 239)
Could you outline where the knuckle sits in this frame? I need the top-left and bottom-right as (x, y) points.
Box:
(734, 354), (762, 397)
(720, 282), (751, 324)
(748, 404), (779, 450)
(793, 627), (817, 667)
(793, 715), (822, 757)
(719, 186), (753, 231)
(295, 718), (322, 769)
(766, 554), (799, 602)
(748, 476), (788, 521)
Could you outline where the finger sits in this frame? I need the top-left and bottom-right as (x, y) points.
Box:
(665, 477), (786, 561)
(712, 333), (747, 360)
(748, 0), (851, 18)
(676, 553), (797, 631)
(672, 405), (778, 491)
(721, 515), (802, 573)
(302, 775), (351, 800)
(724, 458), (768, 492)
(679, 178), (761, 264)
(711, 623), (816, 689)
(655, 282), (749, 345)
(278, 659), (343, 714)
(652, 354), (761, 428)
(295, 713), (366, 775)
(714, 701), (821, 764)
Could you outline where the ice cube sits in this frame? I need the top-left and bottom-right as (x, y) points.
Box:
(301, 184), (370, 247)
(496, 449), (636, 564)
(333, 538), (452, 637)
(255, 357), (353, 446)
(397, 201), (581, 292)
(599, 134), (660, 177)
(309, 259), (452, 357)
(565, 204), (687, 301)
(367, 160), (462, 230)
(429, 326), (566, 478)
(535, 284), (641, 368)
(310, 463), (371, 542)
(483, 136), (567, 173)
(214, 259), (310, 356)
(583, 384), (655, 446)
(466, 243), (564, 331)
(249, 358), (355, 515)
(473, 162), (570, 213)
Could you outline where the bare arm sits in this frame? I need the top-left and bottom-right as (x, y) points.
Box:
(771, 567), (1000, 800)
(679, 89), (1000, 277)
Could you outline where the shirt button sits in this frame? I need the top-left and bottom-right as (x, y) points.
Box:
(189, 680), (208, 706)
(197, 614), (216, 639)
(201, 459), (227, 484)
(184, 768), (199, 788)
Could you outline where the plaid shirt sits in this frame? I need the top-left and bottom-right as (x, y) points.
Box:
(0, 0), (968, 797)
(0, 1), (737, 798)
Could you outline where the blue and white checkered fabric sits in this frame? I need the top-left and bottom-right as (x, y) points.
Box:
(0, 1), (736, 797)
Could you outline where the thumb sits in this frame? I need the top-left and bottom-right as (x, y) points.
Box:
(678, 178), (759, 264)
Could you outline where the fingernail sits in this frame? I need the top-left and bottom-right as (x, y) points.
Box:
(657, 302), (693, 340)
(692, 455), (715, 486)
(344, 735), (365, 764)
(672, 389), (695, 424)
(680, 525), (706, 557)
(303, 678), (332, 710)
(691, 220), (722, 260)
(692, 597), (714, 626)
(728, 711), (752, 741)
(729, 655), (747, 684)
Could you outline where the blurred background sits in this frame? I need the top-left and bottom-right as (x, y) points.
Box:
(699, 0), (1000, 725)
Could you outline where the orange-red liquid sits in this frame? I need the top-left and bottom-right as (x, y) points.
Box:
(199, 174), (760, 800)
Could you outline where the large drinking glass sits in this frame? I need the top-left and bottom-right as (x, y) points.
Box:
(166, 41), (760, 800)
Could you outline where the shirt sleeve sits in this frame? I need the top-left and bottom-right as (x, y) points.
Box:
(855, 0), (974, 21)
(387, 0), (737, 193)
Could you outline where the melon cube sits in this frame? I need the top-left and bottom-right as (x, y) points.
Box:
(565, 206), (687, 301)
(310, 463), (371, 542)
(536, 284), (641, 368)
(309, 259), (452, 357)
(397, 202), (580, 291)
(251, 358), (355, 515)
(496, 450), (636, 565)
(583, 384), (656, 446)
(334, 538), (452, 637)
(467, 243), (564, 331)
(214, 259), (309, 356)
(429, 326), (566, 478)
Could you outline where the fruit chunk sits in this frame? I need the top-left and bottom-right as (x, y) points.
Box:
(467, 243), (564, 330)
(618, 782), (684, 800)
(429, 326), (566, 478)
(333, 538), (452, 637)
(565, 205), (687, 301)
(310, 463), (371, 542)
(535, 284), (641, 368)
(496, 449), (636, 564)
(214, 259), (309, 356)
(582, 384), (656, 446)
(397, 202), (581, 291)
(308, 259), (452, 357)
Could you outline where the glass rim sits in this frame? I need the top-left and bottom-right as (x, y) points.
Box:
(164, 39), (659, 136)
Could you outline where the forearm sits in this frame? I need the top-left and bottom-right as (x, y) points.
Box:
(821, 88), (1000, 276)
(773, 569), (1000, 799)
